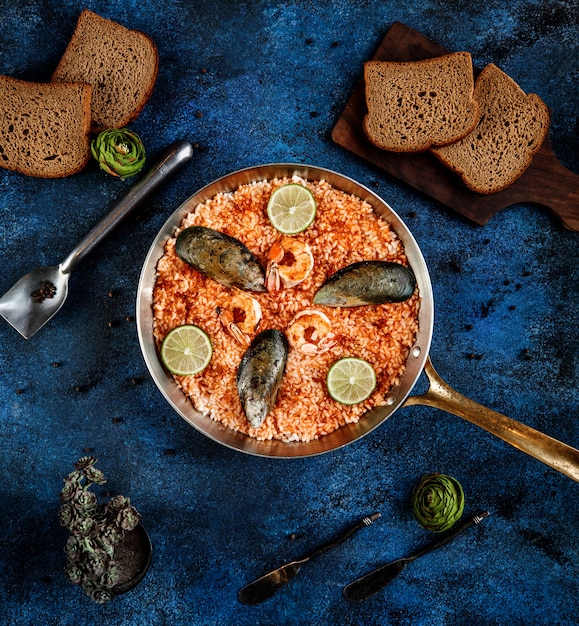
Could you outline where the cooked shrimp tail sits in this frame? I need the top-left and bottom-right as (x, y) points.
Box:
(218, 291), (262, 347)
(266, 236), (314, 292)
(287, 309), (337, 356)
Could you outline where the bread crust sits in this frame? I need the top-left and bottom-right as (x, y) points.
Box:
(0, 76), (92, 178)
(363, 52), (479, 152)
(431, 64), (550, 194)
(52, 9), (159, 133)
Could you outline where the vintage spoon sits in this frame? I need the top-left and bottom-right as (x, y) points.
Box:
(237, 512), (381, 605)
(343, 510), (490, 602)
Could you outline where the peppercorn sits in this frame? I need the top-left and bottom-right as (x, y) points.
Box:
(31, 280), (57, 303)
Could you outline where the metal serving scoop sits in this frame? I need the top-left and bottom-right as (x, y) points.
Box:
(0, 140), (193, 339)
(238, 512), (381, 605)
(343, 510), (490, 602)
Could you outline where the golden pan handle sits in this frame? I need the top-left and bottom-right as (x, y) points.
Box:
(403, 357), (579, 483)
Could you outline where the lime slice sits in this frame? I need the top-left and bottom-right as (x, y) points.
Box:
(326, 357), (377, 405)
(160, 325), (212, 375)
(267, 184), (317, 234)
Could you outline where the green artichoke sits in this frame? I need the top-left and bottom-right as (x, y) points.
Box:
(91, 128), (146, 179)
(411, 473), (465, 533)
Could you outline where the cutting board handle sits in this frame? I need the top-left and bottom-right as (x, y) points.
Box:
(511, 136), (579, 231)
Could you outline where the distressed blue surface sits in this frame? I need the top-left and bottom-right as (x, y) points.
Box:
(0, 1), (578, 625)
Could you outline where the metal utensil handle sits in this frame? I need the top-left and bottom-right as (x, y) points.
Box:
(60, 140), (194, 275)
(306, 513), (381, 561)
(403, 358), (579, 483)
(409, 511), (489, 562)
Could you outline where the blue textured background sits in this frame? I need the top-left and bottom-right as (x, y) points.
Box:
(0, 1), (577, 625)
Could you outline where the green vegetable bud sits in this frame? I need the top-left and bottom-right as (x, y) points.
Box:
(91, 128), (146, 179)
(411, 473), (465, 533)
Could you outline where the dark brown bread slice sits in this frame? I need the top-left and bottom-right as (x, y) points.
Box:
(0, 76), (92, 178)
(52, 9), (159, 133)
(431, 64), (550, 194)
(363, 52), (479, 152)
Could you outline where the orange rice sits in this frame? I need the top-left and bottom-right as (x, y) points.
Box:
(152, 176), (420, 442)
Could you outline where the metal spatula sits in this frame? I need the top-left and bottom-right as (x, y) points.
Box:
(0, 139), (193, 339)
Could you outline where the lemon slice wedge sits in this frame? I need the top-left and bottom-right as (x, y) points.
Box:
(326, 357), (377, 405)
(160, 325), (212, 375)
(267, 184), (317, 234)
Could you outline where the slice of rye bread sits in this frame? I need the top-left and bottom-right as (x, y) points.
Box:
(431, 63), (550, 194)
(363, 52), (480, 152)
(0, 76), (92, 178)
(52, 9), (159, 133)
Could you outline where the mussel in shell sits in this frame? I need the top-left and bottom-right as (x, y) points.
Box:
(313, 260), (416, 307)
(175, 226), (267, 292)
(236, 329), (289, 428)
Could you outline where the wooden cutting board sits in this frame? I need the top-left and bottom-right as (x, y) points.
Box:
(332, 22), (579, 231)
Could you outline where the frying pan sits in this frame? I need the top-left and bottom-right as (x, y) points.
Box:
(136, 164), (579, 481)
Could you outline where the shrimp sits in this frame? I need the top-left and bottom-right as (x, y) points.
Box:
(217, 291), (262, 347)
(287, 309), (337, 356)
(266, 236), (314, 292)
